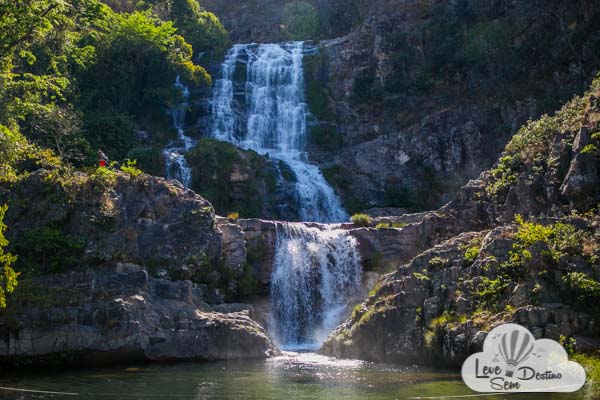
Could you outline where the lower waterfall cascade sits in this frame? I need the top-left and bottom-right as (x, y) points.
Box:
(269, 223), (362, 350)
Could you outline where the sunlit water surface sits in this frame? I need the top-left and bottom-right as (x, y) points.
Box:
(0, 352), (585, 400)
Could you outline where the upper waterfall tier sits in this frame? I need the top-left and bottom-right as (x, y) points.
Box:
(210, 42), (349, 223)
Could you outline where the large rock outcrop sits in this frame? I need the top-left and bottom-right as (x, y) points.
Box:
(321, 76), (600, 366)
(3, 171), (220, 272)
(309, 0), (600, 211)
(0, 171), (278, 366)
(0, 264), (277, 366)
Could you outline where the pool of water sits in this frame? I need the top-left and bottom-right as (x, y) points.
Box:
(0, 352), (585, 400)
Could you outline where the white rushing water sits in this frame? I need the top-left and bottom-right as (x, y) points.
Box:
(210, 43), (360, 350)
(163, 76), (193, 188)
(269, 223), (362, 350)
(211, 42), (349, 223)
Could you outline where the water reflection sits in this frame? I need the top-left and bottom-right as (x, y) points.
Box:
(0, 352), (586, 400)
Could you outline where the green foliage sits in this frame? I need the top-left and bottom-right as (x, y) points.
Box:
(186, 139), (279, 218)
(0, 0), (222, 169)
(127, 145), (163, 176)
(572, 353), (600, 400)
(165, 0), (229, 57)
(582, 144), (598, 154)
(509, 215), (582, 266)
(477, 216), (585, 311)
(283, 1), (319, 40)
(486, 154), (522, 196)
(428, 257), (449, 268)
(505, 95), (586, 161)
(12, 225), (86, 276)
(464, 246), (480, 264)
(429, 311), (467, 329)
(562, 272), (600, 309)
(119, 159), (143, 178)
(351, 213), (371, 227)
(83, 113), (137, 161)
(0, 125), (62, 185)
(413, 271), (430, 281)
(477, 276), (510, 310)
(90, 162), (118, 189)
(0, 205), (18, 308)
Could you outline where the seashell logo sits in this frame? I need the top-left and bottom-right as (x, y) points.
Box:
(462, 323), (586, 393)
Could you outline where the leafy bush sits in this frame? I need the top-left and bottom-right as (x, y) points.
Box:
(227, 212), (239, 221)
(572, 353), (600, 400)
(12, 226), (85, 276)
(283, 1), (319, 40)
(562, 272), (600, 308)
(507, 216), (582, 268)
(413, 271), (430, 281)
(429, 311), (467, 329)
(486, 154), (522, 196)
(0, 205), (18, 308)
(582, 144), (598, 154)
(186, 139), (280, 218)
(464, 246), (480, 263)
(119, 159), (143, 178)
(83, 113), (137, 162)
(477, 276), (510, 310)
(90, 163), (118, 190)
(428, 257), (449, 268)
(351, 213), (372, 227)
(0, 125), (61, 184)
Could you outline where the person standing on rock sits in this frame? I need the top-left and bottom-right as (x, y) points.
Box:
(98, 150), (109, 168)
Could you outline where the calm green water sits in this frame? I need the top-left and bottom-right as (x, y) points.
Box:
(0, 353), (585, 400)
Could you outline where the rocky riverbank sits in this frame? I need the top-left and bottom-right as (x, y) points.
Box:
(320, 77), (600, 366)
(0, 170), (278, 366)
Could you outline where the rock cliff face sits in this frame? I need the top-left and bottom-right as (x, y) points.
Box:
(186, 139), (300, 221)
(205, 0), (600, 213)
(312, 0), (600, 211)
(320, 77), (600, 365)
(0, 171), (277, 365)
(0, 264), (276, 366)
(4, 171), (220, 272)
(202, 0), (358, 43)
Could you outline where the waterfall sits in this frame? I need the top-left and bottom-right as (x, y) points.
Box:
(163, 76), (193, 188)
(210, 42), (349, 223)
(270, 223), (362, 350)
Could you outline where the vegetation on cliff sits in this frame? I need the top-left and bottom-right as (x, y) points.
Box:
(0, 205), (17, 308)
(186, 139), (298, 220)
(322, 74), (600, 394)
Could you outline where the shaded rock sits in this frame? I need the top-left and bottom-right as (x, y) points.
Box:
(0, 266), (277, 366)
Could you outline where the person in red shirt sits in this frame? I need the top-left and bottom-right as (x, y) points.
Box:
(98, 150), (109, 167)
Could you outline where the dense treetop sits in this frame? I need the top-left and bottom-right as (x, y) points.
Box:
(0, 0), (227, 171)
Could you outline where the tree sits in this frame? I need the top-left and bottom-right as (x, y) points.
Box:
(0, 205), (18, 308)
(283, 1), (319, 40)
